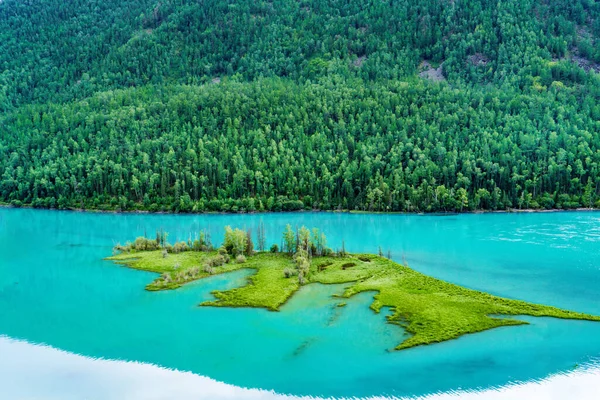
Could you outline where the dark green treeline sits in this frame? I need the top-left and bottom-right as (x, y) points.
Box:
(1, 0), (600, 212)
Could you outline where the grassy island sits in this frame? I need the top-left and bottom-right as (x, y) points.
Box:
(107, 226), (600, 350)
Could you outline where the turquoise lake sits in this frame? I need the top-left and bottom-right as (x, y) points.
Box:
(1, 208), (600, 398)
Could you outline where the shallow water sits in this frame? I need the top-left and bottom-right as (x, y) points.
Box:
(0, 209), (599, 398)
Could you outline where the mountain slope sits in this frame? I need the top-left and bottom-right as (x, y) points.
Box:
(1, 0), (600, 212)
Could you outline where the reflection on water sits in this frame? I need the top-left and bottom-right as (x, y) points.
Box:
(2, 336), (599, 400)
(0, 336), (285, 400)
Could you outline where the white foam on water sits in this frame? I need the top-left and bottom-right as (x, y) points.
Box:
(416, 365), (600, 400)
(1, 336), (599, 400)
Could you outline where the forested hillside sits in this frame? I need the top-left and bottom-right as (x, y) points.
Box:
(1, 0), (600, 212)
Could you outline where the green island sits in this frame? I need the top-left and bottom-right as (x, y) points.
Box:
(108, 225), (600, 350)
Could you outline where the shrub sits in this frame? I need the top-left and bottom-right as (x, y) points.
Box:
(173, 262), (180, 270)
(203, 265), (215, 275)
(270, 244), (279, 253)
(132, 237), (159, 251)
(216, 255), (226, 266)
(207, 254), (226, 267)
(298, 274), (307, 285)
(173, 241), (189, 253)
(113, 242), (132, 254)
(191, 231), (211, 251)
(191, 240), (203, 251)
(358, 256), (371, 262)
(283, 268), (296, 278)
(236, 254), (247, 264)
(321, 247), (333, 256)
(160, 273), (171, 283)
(162, 249), (168, 258)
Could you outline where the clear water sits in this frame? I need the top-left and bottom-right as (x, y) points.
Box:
(1, 208), (599, 398)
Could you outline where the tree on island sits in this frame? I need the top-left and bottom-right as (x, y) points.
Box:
(245, 229), (254, 256)
(283, 224), (296, 254)
(224, 226), (248, 256)
(298, 226), (311, 253)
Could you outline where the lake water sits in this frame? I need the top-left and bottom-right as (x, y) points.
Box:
(1, 208), (599, 399)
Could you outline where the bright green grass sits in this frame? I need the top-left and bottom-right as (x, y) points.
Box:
(107, 251), (600, 350)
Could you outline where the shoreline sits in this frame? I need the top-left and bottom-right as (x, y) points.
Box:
(1, 202), (598, 217)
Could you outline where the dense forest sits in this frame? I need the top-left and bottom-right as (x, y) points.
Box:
(1, 0), (600, 212)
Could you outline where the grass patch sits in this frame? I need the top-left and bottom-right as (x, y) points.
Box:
(203, 253), (299, 311)
(107, 250), (245, 291)
(107, 251), (600, 350)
